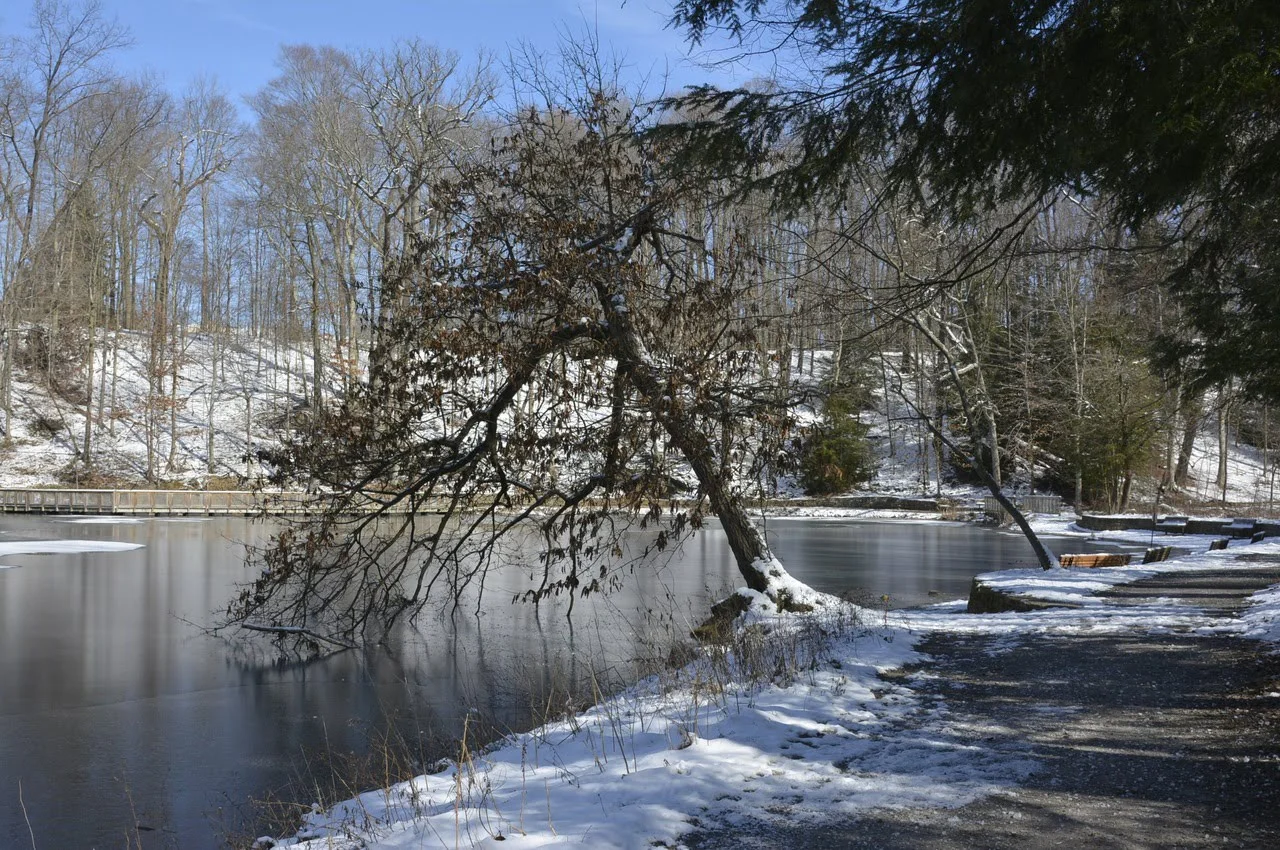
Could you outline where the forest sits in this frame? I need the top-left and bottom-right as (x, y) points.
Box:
(4, 0), (1271, 521)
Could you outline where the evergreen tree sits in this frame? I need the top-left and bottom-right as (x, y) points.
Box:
(667, 0), (1280, 396)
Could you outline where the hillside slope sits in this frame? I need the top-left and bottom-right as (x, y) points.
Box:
(1, 337), (1274, 513)
(1, 330), (325, 488)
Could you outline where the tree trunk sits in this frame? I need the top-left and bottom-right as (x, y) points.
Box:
(82, 317), (96, 467)
(891, 368), (1055, 569)
(881, 354), (895, 458)
(598, 283), (777, 595)
(147, 238), (173, 482)
(1, 327), (11, 445)
(207, 334), (219, 474)
(166, 318), (182, 473)
(1175, 397), (1201, 487)
(985, 406), (1002, 487)
(1217, 396), (1229, 502)
(108, 328), (120, 436)
(305, 221), (325, 417)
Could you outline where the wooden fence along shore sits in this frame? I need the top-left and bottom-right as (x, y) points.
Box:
(0, 490), (953, 517)
(0, 489), (310, 516)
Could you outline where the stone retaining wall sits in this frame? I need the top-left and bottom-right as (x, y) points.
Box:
(1078, 514), (1280, 536)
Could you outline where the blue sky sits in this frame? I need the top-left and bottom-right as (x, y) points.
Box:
(1, 1), (755, 116)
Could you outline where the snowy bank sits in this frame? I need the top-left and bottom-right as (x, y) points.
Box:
(267, 605), (1033, 850)
(260, 523), (1280, 850)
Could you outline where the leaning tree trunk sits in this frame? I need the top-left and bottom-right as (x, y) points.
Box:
(596, 282), (777, 596)
(890, 372), (1055, 570)
(920, 407), (1055, 569)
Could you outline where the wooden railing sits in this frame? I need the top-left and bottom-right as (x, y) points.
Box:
(0, 489), (312, 516)
(0, 488), (964, 518)
(983, 494), (1063, 518)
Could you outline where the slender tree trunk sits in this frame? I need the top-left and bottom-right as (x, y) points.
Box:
(166, 314), (182, 472)
(881, 354), (895, 458)
(1263, 404), (1270, 487)
(598, 282), (776, 595)
(96, 332), (107, 425)
(305, 221), (325, 416)
(1217, 393), (1230, 502)
(146, 242), (170, 482)
(207, 333), (219, 474)
(1, 325), (11, 445)
(82, 316), (96, 467)
(108, 328), (120, 436)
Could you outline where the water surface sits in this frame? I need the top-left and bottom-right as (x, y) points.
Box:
(0, 515), (1131, 848)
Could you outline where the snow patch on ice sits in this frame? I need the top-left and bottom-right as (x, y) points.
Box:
(0, 539), (144, 558)
(55, 516), (144, 525)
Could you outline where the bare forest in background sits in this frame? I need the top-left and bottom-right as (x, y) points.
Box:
(2, 0), (1274, 514)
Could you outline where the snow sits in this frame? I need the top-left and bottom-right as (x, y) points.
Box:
(4, 338), (1276, 526)
(265, 523), (1280, 850)
(1174, 399), (1278, 505)
(271, 607), (1030, 850)
(55, 516), (144, 524)
(0, 329), (326, 487)
(6, 341), (1280, 845)
(0, 538), (144, 562)
(749, 554), (841, 612)
(1241, 582), (1280, 644)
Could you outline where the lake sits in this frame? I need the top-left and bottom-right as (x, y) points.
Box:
(0, 514), (1134, 848)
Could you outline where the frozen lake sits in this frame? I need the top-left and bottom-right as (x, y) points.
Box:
(0, 514), (1136, 847)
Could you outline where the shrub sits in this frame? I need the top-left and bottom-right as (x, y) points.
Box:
(798, 394), (874, 496)
(28, 413), (66, 439)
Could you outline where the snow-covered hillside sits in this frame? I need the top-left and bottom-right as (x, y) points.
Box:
(1, 329), (327, 488)
(2, 336), (1275, 513)
(1174, 414), (1279, 506)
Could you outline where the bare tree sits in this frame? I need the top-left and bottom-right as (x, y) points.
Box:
(137, 80), (237, 479)
(0, 0), (128, 442)
(227, 47), (813, 645)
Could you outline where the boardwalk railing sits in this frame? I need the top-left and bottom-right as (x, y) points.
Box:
(0, 488), (966, 518)
(983, 493), (1063, 519)
(0, 489), (313, 516)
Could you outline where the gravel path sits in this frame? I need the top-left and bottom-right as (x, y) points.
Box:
(687, 558), (1280, 849)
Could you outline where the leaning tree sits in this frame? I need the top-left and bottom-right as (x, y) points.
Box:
(228, 57), (819, 646)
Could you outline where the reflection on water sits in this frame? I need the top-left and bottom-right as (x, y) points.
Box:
(0, 514), (1130, 848)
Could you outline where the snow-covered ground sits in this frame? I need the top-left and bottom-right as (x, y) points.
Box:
(1175, 407), (1280, 506)
(259, 520), (1280, 850)
(1, 329), (324, 487)
(3, 338), (1276, 518)
(264, 601), (1016, 850)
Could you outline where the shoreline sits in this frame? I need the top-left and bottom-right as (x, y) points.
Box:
(263, 520), (1280, 849)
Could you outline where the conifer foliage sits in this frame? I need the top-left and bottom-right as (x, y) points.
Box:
(669, 0), (1280, 396)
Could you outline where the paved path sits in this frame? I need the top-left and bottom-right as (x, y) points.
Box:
(688, 555), (1280, 849)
